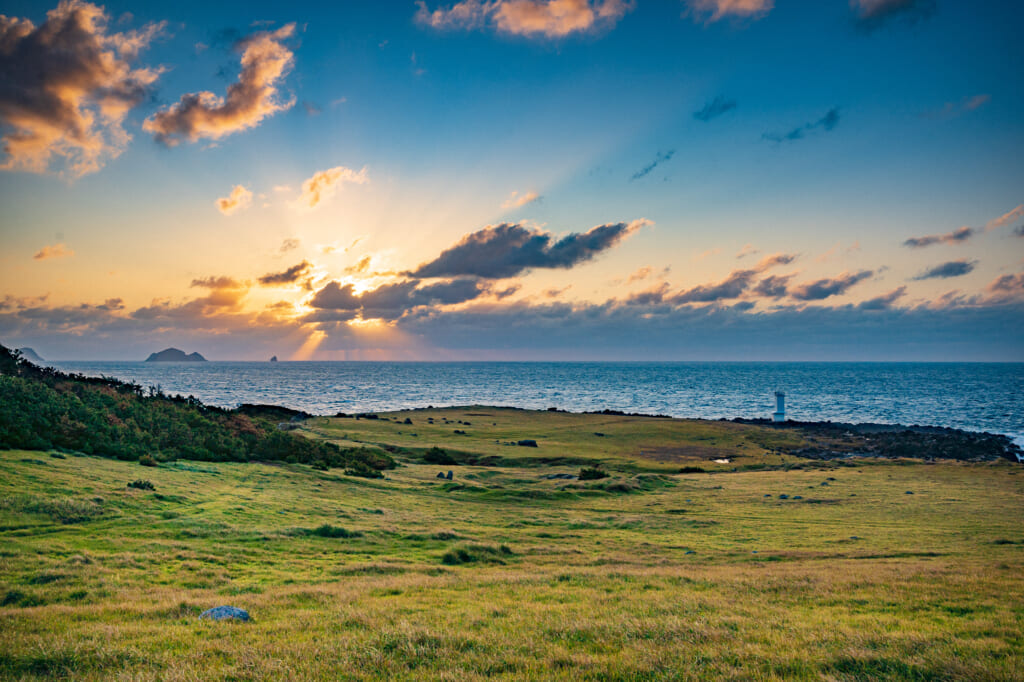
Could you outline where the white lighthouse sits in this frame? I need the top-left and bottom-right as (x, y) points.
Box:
(772, 391), (786, 422)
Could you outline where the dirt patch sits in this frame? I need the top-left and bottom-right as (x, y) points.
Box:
(638, 445), (741, 462)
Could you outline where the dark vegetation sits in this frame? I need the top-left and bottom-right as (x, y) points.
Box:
(0, 345), (395, 471)
(441, 544), (515, 566)
(578, 466), (609, 481)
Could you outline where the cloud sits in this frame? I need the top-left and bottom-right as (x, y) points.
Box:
(6, 278), (1024, 361)
(258, 261), (311, 285)
(631, 150), (674, 181)
(789, 270), (872, 301)
(1015, 226), (1024, 238)
(215, 185), (252, 215)
(344, 256), (373, 275)
(986, 204), (1024, 232)
(190, 276), (243, 289)
(902, 205), (1023, 248)
(294, 165), (368, 210)
(412, 219), (649, 279)
(33, 243), (74, 260)
(674, 269), (755, 303)
(279, 238), (300, 252)
(501, 191), (541, 210)
(693, 96), (737, 122)
(902, 226), (974, 248)
(754, 253), (796, 271)
(309, 277), (489, 320)
(752, 274), (793, 299)
(985, 272), (1024, 301)
(302, 101), (321, 116)
(0, 1), (164, 176)
(414, 0), (634, 39)
(684, 0), (773, 24)
(858, 286), (906, 310)
(626, 266), (653, 284)
(735, 243), (760, 259)
(922, 94), (990, 120)
(912, 259), (976, 281)
(851, 0), (936, 31)
(763, 108), (840, 143)
(671, 253), (795, 304)
(143, 24), (295, 146)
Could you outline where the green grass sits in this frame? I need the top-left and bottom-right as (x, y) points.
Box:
(1, 409), (1023, 680)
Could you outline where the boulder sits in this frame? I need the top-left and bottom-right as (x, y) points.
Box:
(199, 606), (250, 622)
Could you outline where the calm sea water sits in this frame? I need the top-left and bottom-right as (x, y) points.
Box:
(46, 361), (1024, 445)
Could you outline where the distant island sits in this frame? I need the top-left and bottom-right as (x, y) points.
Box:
(144, 348), (207, 362)
(270, 355), (278, 362)
(17, 347), (44, 363)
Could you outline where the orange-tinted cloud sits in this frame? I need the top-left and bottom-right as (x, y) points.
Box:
(0, 1), (164, 177)
(416, 0), (633, 38)
(33, 242), (74, 260)
(294, 165), (368, 210)
(789, 270), (873, 301)
(986, 204), (1024, 232)
(190, 276), (242, 289)
(143, 24), (295, 146)
(684, 0), (773, 24)
(501, 190), (541, 209)
(216, 185), (252, 215)
(258, 261), (311, 285)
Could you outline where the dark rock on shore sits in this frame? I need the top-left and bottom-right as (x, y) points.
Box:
(732, 418), (1022, 463)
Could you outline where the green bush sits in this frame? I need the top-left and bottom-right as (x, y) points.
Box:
(309, 525), (362, 539)
(441, 544), (514, 565)
(423, 447), (456, 465)
(127, 480), (155, 491)
(138, 454), (158, 467)
(578, 467), (609, 481)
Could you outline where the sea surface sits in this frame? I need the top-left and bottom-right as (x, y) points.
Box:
(45, 361), (1024, 446)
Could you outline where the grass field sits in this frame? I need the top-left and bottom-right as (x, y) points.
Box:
(2, 407), (1023, 680)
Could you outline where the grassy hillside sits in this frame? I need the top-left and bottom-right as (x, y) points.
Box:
(1, 430), (1022, 680)
(0, 344), (394, 473)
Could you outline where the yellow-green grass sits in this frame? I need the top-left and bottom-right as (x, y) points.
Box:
(1, 410), (1023, 680)
(309, 406), (807, 472)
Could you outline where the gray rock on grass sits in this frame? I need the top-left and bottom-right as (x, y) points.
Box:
(200, 606), (250, 622)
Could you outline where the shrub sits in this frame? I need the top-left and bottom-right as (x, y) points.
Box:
(441, 544), (514, 565)
(138, 454), (158, 467)
(127, 479), (155, 491)
(309, 525), (362, 539)
(423, 447), (456, 465)
(578, 467), (609, 481)
(345, 461), (384, 479)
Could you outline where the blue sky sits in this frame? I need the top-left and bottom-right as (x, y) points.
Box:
(1, 0), (1022, 360)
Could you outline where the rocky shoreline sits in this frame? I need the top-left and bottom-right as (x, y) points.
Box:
(731, 417), (1022, 463)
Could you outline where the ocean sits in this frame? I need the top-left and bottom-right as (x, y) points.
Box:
(45, 361), (1024, 447)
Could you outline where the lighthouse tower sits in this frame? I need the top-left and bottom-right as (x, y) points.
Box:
(772, 391), (786, 422)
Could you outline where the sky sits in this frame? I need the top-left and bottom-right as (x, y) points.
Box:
(0, 0), (1022, 361)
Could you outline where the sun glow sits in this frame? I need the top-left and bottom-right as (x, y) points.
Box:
(291, 328), (326, 360)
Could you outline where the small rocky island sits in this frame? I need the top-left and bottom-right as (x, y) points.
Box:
(145, 348), (207, 362)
